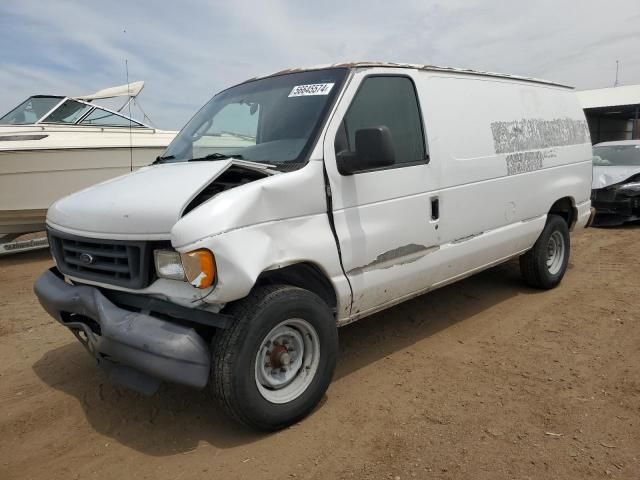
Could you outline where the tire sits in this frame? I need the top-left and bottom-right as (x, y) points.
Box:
(210, 284), (338, 431)
(519, 214), (570, 289)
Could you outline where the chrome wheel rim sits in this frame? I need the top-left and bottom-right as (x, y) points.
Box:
(546, 231), (565, 275)
(255, 318), (320, 404)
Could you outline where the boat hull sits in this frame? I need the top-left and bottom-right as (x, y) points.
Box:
(0, 146), (167, 234)
(0, 209), (48, 235)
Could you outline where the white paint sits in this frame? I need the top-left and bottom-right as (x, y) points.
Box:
(46, 64), (592, 323)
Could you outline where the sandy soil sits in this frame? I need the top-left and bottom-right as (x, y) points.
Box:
(0, 226), (638, 479)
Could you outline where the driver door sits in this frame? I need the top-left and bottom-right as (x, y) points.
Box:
(324, 71), (442, 317)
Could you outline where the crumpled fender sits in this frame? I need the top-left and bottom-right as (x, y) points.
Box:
(171, 161), (352, 319)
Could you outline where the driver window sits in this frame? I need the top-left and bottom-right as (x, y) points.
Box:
(335, 76), (426, 166)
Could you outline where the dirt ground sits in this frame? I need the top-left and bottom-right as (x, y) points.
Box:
(0, 226), (638, 480)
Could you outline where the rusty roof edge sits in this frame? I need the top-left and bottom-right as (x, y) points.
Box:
(239, 62), (573, 89)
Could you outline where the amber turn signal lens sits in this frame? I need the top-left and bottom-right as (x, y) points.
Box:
(181, 249), (216, 288)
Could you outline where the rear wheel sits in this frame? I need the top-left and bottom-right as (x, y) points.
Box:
(210, 285), (338, 431)
(520, 214), (570, 289)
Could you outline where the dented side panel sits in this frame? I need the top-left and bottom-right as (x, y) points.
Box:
(176, 213), (352, 320)
(343, 216), (546, 323)
(322, 68), (442, 315)
(171, 161), (327, 248)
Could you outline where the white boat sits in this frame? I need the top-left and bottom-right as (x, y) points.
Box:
(0, 81), (176, 241)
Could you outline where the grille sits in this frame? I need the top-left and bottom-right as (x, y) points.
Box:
(591, 188), (617, 202)
(48, 228), (154, 289)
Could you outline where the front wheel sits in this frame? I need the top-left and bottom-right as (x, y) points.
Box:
(210, 285), (338, 431)
(519, 214), (570, 289)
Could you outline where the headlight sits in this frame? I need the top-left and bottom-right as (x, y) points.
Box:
(616, 181), (640, 195)
(154, 250), (186, 281)
(154, 248), (216, 288)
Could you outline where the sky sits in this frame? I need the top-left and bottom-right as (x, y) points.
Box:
(1, 0), (639, 130)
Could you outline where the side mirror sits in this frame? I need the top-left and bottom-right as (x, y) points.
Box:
(337, 126), (395, 175)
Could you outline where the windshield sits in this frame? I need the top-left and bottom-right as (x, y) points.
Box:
(159, 68), (348, 168)
(593, 144), (640, 166)
(42, 99), (93, 124)
(0, 96), (63, 125)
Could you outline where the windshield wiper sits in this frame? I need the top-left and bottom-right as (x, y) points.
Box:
(189, 153), (244, 162)
(153, 154), (174, 164)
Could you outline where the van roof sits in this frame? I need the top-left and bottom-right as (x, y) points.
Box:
(245, 62), (573, 89)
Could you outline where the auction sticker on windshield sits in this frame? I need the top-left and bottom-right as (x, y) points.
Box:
(288, 83), (334, 97)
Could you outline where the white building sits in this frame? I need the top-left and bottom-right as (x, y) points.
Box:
(577, 84), (640, 144)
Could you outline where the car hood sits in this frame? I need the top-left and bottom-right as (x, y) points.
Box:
(592, 165), (640, 189)
(47, 160), (271, 239)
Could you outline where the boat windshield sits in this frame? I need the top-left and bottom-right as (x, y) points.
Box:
(593, 144), (640, 166)
(0, 96), (63, 125)
(159, 68), (348, 168)
(42, 99), (93, 124)
(0, 95), (145, 127)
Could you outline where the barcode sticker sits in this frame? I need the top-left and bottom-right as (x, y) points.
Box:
(288, 83), (334, 97)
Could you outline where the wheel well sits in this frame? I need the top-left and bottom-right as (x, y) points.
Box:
(549, 197), (577, 230)
(254, 263), (337, 310)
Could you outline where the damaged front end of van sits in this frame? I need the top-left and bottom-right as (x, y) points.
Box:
(33, 67), (351, 430)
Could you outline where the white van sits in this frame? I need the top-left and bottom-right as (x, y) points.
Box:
(35, 63), (594, 430)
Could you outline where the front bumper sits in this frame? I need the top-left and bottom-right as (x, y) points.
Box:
(591, 194), (640, 226)
(34, 268), (211, 395)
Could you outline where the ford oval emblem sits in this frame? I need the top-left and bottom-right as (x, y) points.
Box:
(79, 252), (94, 265)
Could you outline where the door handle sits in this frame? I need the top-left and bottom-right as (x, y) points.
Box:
(430, 197), (439, 221)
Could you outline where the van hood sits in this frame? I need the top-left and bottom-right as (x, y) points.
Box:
(47, 160), (272, 238)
